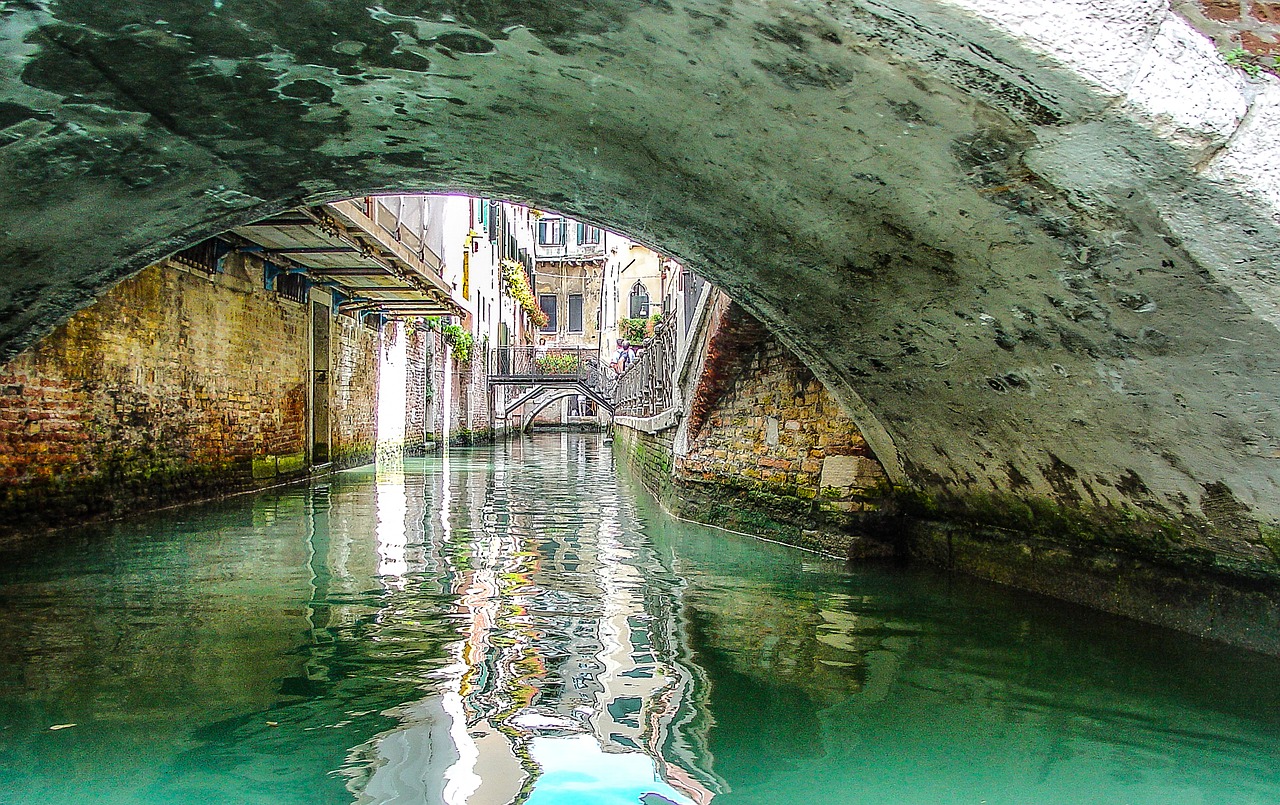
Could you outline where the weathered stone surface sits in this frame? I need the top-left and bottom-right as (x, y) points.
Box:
(0, 1), (1278, 570)
(820, 455), (884, 491)
(0, 255), (378, 532)
(679, 310), (886, 517)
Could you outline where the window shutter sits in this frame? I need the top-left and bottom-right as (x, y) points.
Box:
(568, 294), (584, 332)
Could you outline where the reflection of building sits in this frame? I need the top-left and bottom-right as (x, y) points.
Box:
(339, 438), (719, 805)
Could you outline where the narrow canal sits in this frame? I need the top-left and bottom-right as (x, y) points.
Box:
(2, 434), (1279, 804)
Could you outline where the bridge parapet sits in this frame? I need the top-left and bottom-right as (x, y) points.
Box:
(614, 323), (678, 420)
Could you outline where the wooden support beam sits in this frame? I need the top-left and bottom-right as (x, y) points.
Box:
(305, 266), (389, 276)
(262, 246), (357, 255)
(241, 217), (314, 227)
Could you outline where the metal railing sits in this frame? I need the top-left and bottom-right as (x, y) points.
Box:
(489, 346), (610, 390)
(614, 321), (678, 418)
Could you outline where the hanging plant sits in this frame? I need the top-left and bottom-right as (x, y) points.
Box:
(501, 258), (549, 328)
(441, 322), (474, 365)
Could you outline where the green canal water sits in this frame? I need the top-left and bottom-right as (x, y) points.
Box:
(1, 434), (1279, 804)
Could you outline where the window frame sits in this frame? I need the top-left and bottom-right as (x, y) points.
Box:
(537, 218), (566, 246)
(628, 282), (649, 319)
(538, 293), (558, 332)
(568, 293), (584, 333)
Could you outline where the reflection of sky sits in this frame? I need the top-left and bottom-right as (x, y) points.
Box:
(523, 735), (695, 805)
(350, 441), (716, 805)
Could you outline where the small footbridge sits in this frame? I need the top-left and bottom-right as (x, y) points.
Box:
(489, 322), (680, 432)
(488, 346), (616, 432)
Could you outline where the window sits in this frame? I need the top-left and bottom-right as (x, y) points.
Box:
(539, 294), (557, 332)
(577, 223), (601, 245)
(172, 238), (228, 274)
(276, 271), (309, 304)
(628, 282), (649, 319)
(568, 293), (584, 332)
(537, 218), (565, 246)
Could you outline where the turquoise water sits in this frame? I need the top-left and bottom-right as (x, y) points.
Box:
(1, 433), (1278, 804)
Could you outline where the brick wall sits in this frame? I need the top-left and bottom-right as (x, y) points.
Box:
(0, 253), (384, 532)
(412, 325), (497, 446)
(615, 301), (1280, 653)
(615, 303), (892, 558)
(678, 333), (887, 520)
(403, 324), (430, 453)
(455, 352), (492, 440)
(1176, 1), (1280, 59)
(330, 314), (379, 468)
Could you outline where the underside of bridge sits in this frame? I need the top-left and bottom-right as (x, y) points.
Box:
(2, 2), (1279, 580)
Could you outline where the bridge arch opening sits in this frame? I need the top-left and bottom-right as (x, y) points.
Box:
(2, 0), (1280, 578)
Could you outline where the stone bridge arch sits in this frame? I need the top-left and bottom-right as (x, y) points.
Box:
(518, 388), (599, 433)
(2, 1), (1279, 564)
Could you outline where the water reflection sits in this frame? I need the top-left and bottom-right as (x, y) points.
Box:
(344, 437), (716, 805)
(1, 435), (1280, 805)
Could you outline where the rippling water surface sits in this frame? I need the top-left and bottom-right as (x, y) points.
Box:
(2, 433), (1279, 804)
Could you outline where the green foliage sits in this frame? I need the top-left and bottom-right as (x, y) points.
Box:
(535, 353), (580, 374)
(618, 312), (664, 345)
(618, 317), (647, 344)
(442, 323), (474, 364)
(1224, 47), (1263, 78)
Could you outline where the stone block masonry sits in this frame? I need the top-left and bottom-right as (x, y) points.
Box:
(679, 335), (888, 520)
(618, 302), (894, 558)
(0, 253), (380, 535)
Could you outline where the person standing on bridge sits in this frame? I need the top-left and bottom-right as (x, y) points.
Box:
(612, 339), (630, 375)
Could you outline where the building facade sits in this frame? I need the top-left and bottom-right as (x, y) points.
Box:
(532, 214), (608, 351)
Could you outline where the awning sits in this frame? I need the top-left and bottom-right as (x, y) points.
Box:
(233, 199), (461, 318)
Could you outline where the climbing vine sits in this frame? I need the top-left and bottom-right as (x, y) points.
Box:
(500, 259), (549, 328)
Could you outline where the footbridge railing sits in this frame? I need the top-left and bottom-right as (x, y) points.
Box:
(488, 346), (616, 413)
(614, 321), (677, 419)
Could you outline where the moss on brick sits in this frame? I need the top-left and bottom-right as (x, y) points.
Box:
(888, 484), (1280, 584)
(1258, 524), (1280, 565)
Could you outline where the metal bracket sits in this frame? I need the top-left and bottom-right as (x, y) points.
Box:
(261, 260), (308, 291)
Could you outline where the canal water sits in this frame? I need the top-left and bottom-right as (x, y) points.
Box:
(1, 434), (1279, 805)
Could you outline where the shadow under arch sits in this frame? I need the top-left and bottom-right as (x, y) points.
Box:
(2, 0), (1279, 549)
(517, 386), (605, 434)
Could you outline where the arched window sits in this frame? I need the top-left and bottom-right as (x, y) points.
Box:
(628, 282), (649, 319)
